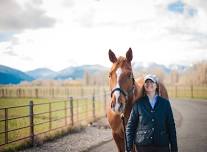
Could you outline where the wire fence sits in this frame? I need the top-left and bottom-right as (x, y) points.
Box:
(0, 91), (110, 149)
(167, 85), (207, 99)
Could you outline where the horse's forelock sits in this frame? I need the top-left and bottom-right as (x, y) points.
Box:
(110, 56), (132, 74)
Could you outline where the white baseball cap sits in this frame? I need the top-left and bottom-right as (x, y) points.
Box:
(144, 74), (158, 83)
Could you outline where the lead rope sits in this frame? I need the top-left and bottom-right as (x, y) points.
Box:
(121, 113), (129, 152)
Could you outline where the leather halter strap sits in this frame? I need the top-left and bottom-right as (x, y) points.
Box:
(111, 77), (135, 100)
(111, 87), (127, 98)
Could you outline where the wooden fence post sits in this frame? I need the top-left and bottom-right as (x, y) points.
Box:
(16, 89), (19, 98)
(35, 89), (38, 98)
(22, 89), (25, 98)
(191, 85), (194, 98)
(49, 103), (52, 130)
(29, 100), (34, 146)
(64, 100), (67, 126)
(81, 88), (84, 97)
(76, 99), (79, 123)
(52, 88), (54, 98)
(92, 94), (95, 121)
(5, 108), (8, 144)
(69, 97), (74, 126)
(3, 89), (5, 97)
(5, 89), (8, 97)
(19, 88), (22, 98)
(103, 89), (107, 116)
(175, 86), (177, 98)
(0, 89), (2, 97)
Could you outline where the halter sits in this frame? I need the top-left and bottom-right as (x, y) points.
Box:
(110, 77), (135, 101)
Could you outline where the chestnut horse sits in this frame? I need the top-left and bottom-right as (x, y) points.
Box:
(107, 48), (169, 152)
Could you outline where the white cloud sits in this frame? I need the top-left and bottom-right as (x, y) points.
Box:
(0, 0), (55, 32)
(0, 0), (206, 71)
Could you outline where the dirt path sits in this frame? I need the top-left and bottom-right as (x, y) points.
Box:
(89, 99), (207, 152)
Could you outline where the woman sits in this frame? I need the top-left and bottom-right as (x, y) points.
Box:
(126, 74), (178, 152)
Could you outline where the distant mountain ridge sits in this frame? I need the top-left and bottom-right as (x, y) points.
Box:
(26, 64), (108, 80)
(27, 68), (57, 79)
(54, 64), (108, 80)
(0, 64), (109, 84)
(0, 63), (189, 85)
(133, 62), (188, 73)
(0, 65), (34, 84)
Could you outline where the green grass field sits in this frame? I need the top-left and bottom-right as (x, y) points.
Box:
(0, 97), (106, 151)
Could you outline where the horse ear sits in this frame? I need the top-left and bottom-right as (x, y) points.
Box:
(108, 49), (117, 63)
(126, 48), (133, 62)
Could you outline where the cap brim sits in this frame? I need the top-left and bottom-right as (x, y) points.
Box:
(145, 78), (156, 83)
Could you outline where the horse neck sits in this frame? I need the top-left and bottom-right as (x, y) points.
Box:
(124, 81), (142, 118)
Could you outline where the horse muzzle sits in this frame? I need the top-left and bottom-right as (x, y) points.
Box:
(111, 101), (126, 113)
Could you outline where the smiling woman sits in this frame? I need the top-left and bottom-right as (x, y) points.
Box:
(126, 74), (178, 152)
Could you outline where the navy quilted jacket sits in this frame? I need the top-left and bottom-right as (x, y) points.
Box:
(126, 96), (178, 152)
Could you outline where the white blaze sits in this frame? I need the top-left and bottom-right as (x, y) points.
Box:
(114, 68), (122, 112)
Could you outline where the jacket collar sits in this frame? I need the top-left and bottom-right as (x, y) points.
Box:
(143, 95), (160, 112)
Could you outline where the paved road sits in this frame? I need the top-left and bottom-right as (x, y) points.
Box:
(89, 99), (207, 152)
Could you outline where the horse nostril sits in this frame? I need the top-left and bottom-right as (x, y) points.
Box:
(119, 103), (123, 111)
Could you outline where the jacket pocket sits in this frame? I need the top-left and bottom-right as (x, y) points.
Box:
(135, 129), (153, 145)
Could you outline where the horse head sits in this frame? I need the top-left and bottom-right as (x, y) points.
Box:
(108, 48), (135, 114)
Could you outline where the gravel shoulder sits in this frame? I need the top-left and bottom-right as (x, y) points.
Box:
(19, 118), (112, 152)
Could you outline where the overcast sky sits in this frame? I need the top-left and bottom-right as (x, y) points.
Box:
(0, 0), (207, 71)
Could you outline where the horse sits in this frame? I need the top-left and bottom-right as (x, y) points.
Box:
(107, 48), (169, 152)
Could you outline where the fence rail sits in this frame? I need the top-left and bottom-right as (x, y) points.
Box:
(0, 85), (206, 99)
(0, 86), (108, 98)
(0, 91), (109, 149)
